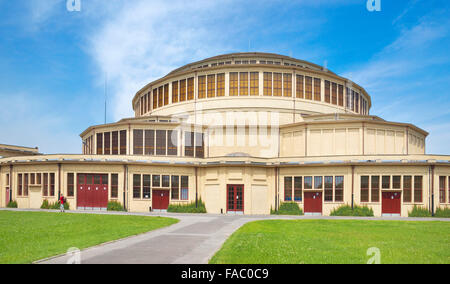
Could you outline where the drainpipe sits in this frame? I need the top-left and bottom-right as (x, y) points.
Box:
(351, 165), (355, 210)
(9, 164), (13, 202)
(124, 164), (128, 211)
(195, 167), (198, 208)
(275, 167), (279, 211)
(431, 165), (435, 216)
(58, 163), (61, 198)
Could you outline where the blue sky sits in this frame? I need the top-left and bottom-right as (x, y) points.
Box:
(0, 0), (449, 154)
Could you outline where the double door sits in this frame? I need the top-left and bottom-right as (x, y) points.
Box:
(227, 185), (244, 213)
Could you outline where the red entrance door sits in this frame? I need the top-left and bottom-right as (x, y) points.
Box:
(152, 190), (169, 210)
(5, 188), (10, 206)
(227, 185), (244, 213)
(382, 192), (401, 215)
(304, 192), (322, 214)
(77, 174), (109, 210)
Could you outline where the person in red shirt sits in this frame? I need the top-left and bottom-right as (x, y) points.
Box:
(60, 194), (65, 213)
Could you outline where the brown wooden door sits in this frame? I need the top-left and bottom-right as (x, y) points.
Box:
(153, 190), (169, 210)
(382, 192), (401, 214)
(227, 185), (244, 212)
(304, 192), (322, 213)
(5, 188), (9, 206)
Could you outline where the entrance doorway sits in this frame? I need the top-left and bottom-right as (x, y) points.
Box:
(152, 190), (170, 211)
(77, 174), (109, 210)
(227, 185), (244, 214)
(382, 192), (401, 216)
(304, 192), (322, 215)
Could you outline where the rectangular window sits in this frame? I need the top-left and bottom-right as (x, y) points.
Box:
(162, 175), (170, 188)
(439, 176), (446, 203)
(120, 130), (127, 155)
(30, 173), (35, 185)
(393, 176), (401, 189)
(43, 173), (48, 196)
(361, 176), (369, 202)
(133, 174), (141, 199)
(403, 176), (412, 203)
(273, 73), (282, 96)
(296, 75), (304, 99)
(250, 72), (259, 96)
(207, 74), (216, 98)
(355, 92), (360, 113)
(229, 72), (239, 96)
(67, 173), (74, 197)
(188, 78), (194, 101)
(382, 176), (391, 189)
(156, 130), (167, 156)
(283, 74), (292, 97)
(371, 176), (380, 202)
(36, 173), (41, 185)
(185, 132), (195, 157)
(104, 132), (111, 155)
(112, 131), (119, 155)
(153, 89), (158, 109)
(24, 174), (28, 197)
(133, 129), (144, 155)
(198, 75), (206, 99)
(331, 82), (337, 105)
(171, 176), (180, 200)
(180, 79), (187, 102)
(239, 72), (249, 96)
(284, 177), (293, 201)
(164, 84), (169, 105)
(314, 176), (323, 189)
(158, 86), (163, 107)
(111, 174), (118, 199)
(147, 92), (151, 112)
(144, 130), (155, 156)
(294, 177), (303, 202)
(414, 176), (423, 203)
(324, 80), (331, 103)
(50, 173), (55, 196)
(181, 176), (189, 200)
(152, 175), (161, 188)
(143, 175), (151, 199)
(263, 72), (272, 96)
(314, 78), (321, 101)
(97, 133), (103, 155)
(304, 176), (312, 189)
(305, 76), (312, 100)
(167, 130), (178, 156)
(172, 81), (179, 103)
(324, 176), (333, 202)
(335, 176), (344, 202)
(338, 85), (344, 106)
(195, 132), (204, 158)
(217, 74), (225, 97)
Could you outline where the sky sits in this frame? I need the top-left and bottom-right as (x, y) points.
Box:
(0, 0), (449, 155)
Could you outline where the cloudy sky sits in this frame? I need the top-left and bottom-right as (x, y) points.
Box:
(0, 0), (449, 154)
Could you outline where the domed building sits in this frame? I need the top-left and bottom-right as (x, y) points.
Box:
(1, 52), (449, 216)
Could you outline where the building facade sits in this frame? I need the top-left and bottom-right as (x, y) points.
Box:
(1, 52), (449, 216)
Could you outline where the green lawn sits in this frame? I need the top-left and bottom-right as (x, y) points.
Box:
(210, 220), (450, 264)
(0, 211), (178, 264)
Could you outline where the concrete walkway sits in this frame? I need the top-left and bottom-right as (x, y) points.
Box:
(1, 208), (448, 264)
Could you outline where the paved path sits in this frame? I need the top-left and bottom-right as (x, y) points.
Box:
(1, 209), (448, 264)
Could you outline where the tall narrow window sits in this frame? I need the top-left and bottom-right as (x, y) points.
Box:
(305, 76), (312, 100)
(153, 89), (158, 109)
(393, 176), (401, 189)
(332, 82), (337, 105)
(335, 176), (344, 202)
(338, 85), (344, 106)
(198, 76), (206, 99)
(24, 174), (28, 197)
(67, 173), (74, 197)
(439, 176), (446, 203)
(229, 72), (238, 96)
(355, 92), (360, 113)
(273, 73), (282, 96)
(167, 130), (178, 156)
(97, 133), (103, 155)
(156, 130), (167, 156)
(187, 78), (194, 100)
(181, 176), (189, 200)
(133, 174), (141, 199)
(162, 175), (170, 188)
(111, 174), (118, 199)
(133, 130), (144, 155)
(112, 131), (119, 155)
(195, 132), (204, 158)
(314, 176), (323, 190)
(104, 132), (111, 155)
(414, 176), (423, 203)
(314, 78), (321, 101)
(283, 74), (292, 97)
(144, 130), (155, 155)
(185, 132), (195, 157)
(371, 176), (380, 202)
(239, 72), (249, 96)
(304, 176), (312, 190)
(207, 74), (216, 98)
(43, 173), (48, 196)
(325, 80), (331, 103)
(361, 176), (369, 202)
(250, 72), (259, 96)
(217, 74), (225, 97)
(180, 79), (187, 101)
(143, 175), (151, 199)
(152, 175), (161, 187)
(172, 81), (179, 103)
(382, 176), (390, 189)
(171, 176), (180, 200)
(263, 72), (272, 96)
(296, 75), (304, 99)
(294, 177), (303, 202)
(120, 130), (127, 155)
(324, 176), (333, 202)
(147, 92), (151, 112)
(284, 177), (292, 201)
(403, 176), (412, 203)
(158, 86), (163, 107)
(50, 173), (55, 196)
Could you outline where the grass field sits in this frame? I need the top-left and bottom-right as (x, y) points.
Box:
(210, 219), (450, 264)
(0, 211), (178, 264)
